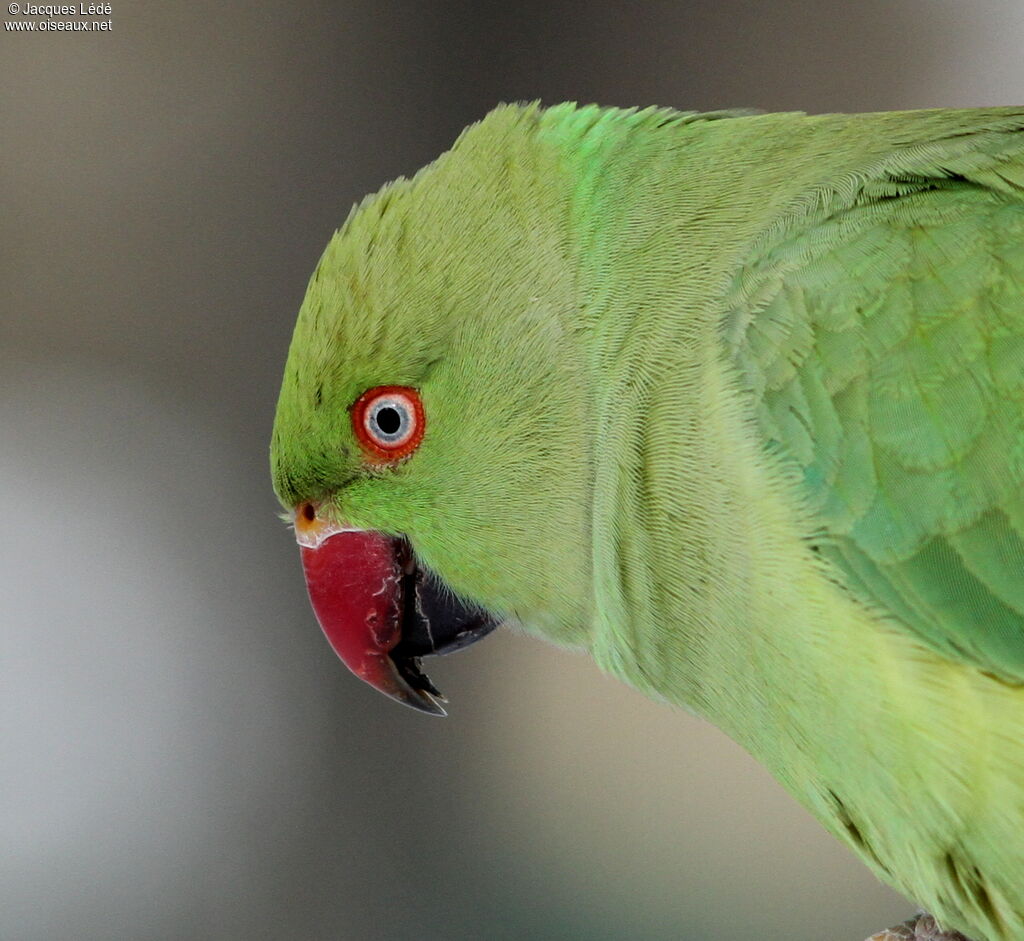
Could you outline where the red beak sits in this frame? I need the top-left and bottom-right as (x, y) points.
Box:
(295, 505), (447, 716)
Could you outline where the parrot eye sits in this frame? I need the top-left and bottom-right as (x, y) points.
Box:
(351, 385), (425, 463)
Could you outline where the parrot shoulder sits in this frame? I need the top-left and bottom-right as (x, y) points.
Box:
(723, 109), (1024, 682)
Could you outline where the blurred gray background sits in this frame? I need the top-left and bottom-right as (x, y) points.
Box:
(2, 2), (1021, 939)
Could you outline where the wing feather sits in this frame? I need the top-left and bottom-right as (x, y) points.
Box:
(729, 129), (1024, 682)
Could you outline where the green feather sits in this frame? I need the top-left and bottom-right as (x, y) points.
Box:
(731, 132), (1024, 681)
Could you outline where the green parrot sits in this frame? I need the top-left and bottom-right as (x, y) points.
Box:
(270, 102), (1024, 941)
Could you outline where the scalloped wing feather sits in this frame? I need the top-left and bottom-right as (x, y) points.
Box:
(729, 127), (1024, 682)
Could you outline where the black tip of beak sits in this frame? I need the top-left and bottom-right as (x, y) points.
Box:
(387, 654), (449, 716)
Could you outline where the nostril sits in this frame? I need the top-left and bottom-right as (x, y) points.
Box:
(301, 502), (316, 522)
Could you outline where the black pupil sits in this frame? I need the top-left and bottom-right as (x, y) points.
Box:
(375, 406), (402, 435)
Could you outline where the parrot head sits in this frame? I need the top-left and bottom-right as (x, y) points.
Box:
(271, 105), (594, 714)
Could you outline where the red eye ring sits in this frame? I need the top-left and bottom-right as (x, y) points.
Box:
(351, 385), (425, 464)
